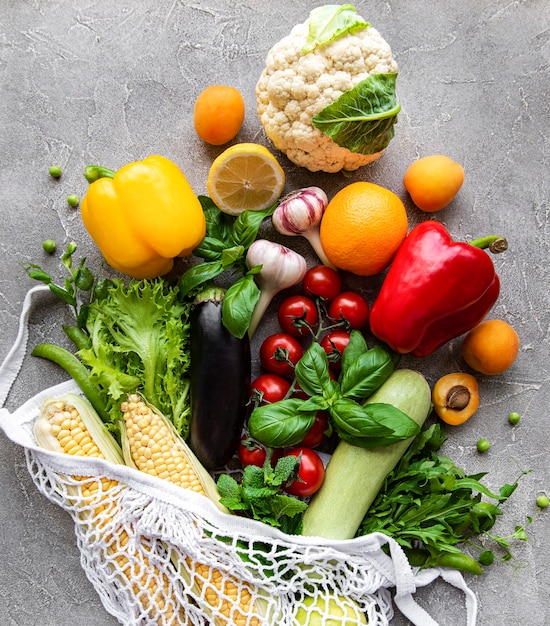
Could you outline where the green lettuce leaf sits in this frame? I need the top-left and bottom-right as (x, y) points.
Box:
(312, 72), (401, 155)
(81, 279), (193, 436)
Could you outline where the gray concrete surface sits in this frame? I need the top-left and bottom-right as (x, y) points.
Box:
(1, 1), (548, 625)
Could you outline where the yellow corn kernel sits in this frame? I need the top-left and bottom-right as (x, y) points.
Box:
(35, 394), (184, 624)
(120, 394), (263, 626)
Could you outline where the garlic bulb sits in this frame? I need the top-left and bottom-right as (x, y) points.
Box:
(272, 186), (335, 268)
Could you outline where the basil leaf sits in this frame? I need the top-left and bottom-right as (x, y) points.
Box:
(178, 260), (224, 297)
(221, 274), (260, 338)
(340, 345), (396, 400)
(248, 399), (316, 448)
(330, 397), (392, 437)
(233, 204), (277, 249)
(303, 4), (369, 54)
(294, 342), (332, 397)
(191, 235), (227, 261)
(338, 403), (422, 448)
(340, 329), (368, 372)
(198, 195), (234, 242)
(299, 395), (330, 412)
(221, 245), (245, 267)
(312, 73), (401, 155)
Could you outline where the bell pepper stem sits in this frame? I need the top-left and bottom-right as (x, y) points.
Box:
(469, 235), (508, 254)
(84, 165), (116, 183)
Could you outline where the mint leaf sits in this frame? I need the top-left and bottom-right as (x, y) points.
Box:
(312, 73), (400, 155)
(216, 456), (307, 530)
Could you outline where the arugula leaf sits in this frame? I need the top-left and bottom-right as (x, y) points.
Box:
(312, 73), (401, 155)
(217, 456), (307, 532)
(358, 423), (531, 569)
(303, 4), (369, 54)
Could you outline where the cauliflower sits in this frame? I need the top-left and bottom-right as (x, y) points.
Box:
(256, 5), (399, 173)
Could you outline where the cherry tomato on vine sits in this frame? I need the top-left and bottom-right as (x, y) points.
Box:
(302, 266), (342, 302)
(328, 291), (370, 330)
(320, 330), (351, 372)
(283, 447), (325, 497)
(277, 295), (319, 337)
(250, 374), (291, 405)
(260, 333), (303, 376)
(238, 435), (281, 468)
(299, 411), (328, 448)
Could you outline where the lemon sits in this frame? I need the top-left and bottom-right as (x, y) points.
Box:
(206, 143), (285, 215)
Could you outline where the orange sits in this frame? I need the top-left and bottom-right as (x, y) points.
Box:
(193, 85), (245, 145)
(461, 319), (520, 375)
(404, 154), (464, 212)
(319, 181), (408, 276)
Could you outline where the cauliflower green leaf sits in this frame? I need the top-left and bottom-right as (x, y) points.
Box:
(303, 4), (370, 54)
(312, 73), (401, 155)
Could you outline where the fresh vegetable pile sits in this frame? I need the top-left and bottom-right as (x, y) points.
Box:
(10, 3), (545, 625)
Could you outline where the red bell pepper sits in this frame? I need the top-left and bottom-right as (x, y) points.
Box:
(369, 221), (506, 357)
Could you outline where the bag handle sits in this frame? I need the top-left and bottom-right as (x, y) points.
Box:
(0, 285), (51, 410)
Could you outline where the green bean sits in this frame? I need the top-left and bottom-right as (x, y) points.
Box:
(62, 325), (92, 351)
(435, 552), (483, 575)
(31, 343), (109, 423)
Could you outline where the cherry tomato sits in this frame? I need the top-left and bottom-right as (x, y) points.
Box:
(328, 291), (370, 330)
(260, 333), (303, 376)
(302, 266), (342, 302)
(238, 436), (281, 468)
(299, 412), (328, 448)
(283, 447), (325, 497)
(277, 295), (319, 337)
(250, 374), (291, 405)
(320, 330), (351, 372)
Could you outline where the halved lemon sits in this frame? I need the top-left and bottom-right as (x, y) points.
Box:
(206, 143), (286, 215)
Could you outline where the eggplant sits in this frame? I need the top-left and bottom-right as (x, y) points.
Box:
(188, 286), (251, 470)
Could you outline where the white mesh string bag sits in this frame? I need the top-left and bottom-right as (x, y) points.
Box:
(0, 286), (478, 626)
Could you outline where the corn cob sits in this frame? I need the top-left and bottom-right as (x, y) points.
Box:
(34, 393), (186, 625)
(120, 393), (265, 626)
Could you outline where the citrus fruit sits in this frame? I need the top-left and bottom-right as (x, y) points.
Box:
(207, 143), (285, 215)
(461, 319), (520, 375)
(319, 181), (408, 276)
(404, 154), (464, 212)
(193, 85), (245, 145)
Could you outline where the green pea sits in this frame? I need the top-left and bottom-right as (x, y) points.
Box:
(67, 194), (80, 207)
(476, 438), (491, 453)
(49, 165), (62, 178)
(42, 239), (57, 254)
(508, 412), (521, 425)
(536, 494), (549, 509)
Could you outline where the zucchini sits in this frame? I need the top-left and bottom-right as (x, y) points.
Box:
(188, 286), (251, 470)
(301, 369), (431, 539)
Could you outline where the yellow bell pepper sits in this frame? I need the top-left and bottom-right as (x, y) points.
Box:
(81, 155), (206, 279)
